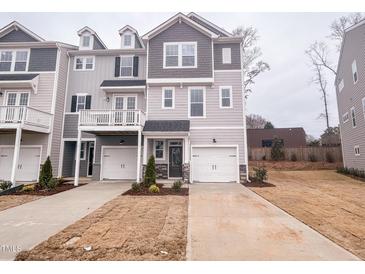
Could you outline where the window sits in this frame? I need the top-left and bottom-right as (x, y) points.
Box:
(219, 86), (232, 108)
(0, 50), (28, 72)
(80, 142), (86, 160)
(6, 92), (29, 106)
(74, 56), (95, 71)
(354, 145), (360, 156)
(162, 87), (174, 109)
(351, 107), (356, 128)
(120, 56), (134, 77)
(154, 140), (165, 160)
(352, 60), (358, 84)
(79, 34), (93, 50)
(82, 36), (91, 48)
(164, 42), (197, 68)
(124, 35), (132, 46)
(222, 48), (232, 64)
(338, 79), (344, 93)
(77, 95), (86, 112)
(342, 112), (349, 123)
(189, 87), (205, 118)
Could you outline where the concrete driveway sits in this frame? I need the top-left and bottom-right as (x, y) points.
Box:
(0, 182), (129, 260)
(187, 183), (359, 260)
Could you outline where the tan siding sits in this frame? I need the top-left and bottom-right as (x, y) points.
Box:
(336, 24), (365, 170)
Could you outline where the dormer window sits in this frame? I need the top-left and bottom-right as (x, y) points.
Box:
(79, 34), (93, 50)
(121, 32), (135, 49)
(82, 36), (90, 48)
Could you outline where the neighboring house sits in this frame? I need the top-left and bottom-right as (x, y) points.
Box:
(0, 21), (76, 185)
(247, 128), (306, 148)
(335, 20), (365, 171)
(64, 12), (248, 185)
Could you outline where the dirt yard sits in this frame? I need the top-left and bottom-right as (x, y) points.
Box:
(247, 170), (365, 260)
(0, 195), (41, 212)
(16, 195), (188, 261)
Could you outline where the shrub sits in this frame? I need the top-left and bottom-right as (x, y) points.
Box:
(308, 154), (317, 162)
(253, 167), (268, 182)
(0, 181), (12, 191)
(271, 138), (284, 161)
(325, 152), (334, 163)
(57, 177), (65, 185)
(262, 155), (266, 161)
(337, 166), (365, 179)
(39, 156), (53, 189)
(172, 180), (182, 192)
(22, 184), (36, 192)
(131, 182), (141, 192)
(148, 184), (160, 193)
(46, 178), (59, 189)
(144, 155), (156, 187)
(290, 153), (297, 162)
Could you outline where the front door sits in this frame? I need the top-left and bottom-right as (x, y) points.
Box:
(87, 142), (94, 177)
(169, 146), (182, 178)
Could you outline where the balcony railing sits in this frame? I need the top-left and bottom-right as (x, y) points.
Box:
(0, 106), (52, 130)
(79, 109), (146, 127)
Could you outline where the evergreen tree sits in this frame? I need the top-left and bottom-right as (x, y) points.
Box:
(144, 155), (156, 187)
(39, 156), (53, 188)
(271, 138), (284, 161)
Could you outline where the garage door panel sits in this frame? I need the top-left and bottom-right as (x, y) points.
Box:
(192, 147), (237, 183)
(102, 147), (137, 180)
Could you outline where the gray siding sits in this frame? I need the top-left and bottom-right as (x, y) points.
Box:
(93, 37), (106, 50)
(28, 48), (58, 72)
(61, 141), (89, 177)
(214, 43), (241, 70)
(63, 114), (95, 139)
(336, 23), (365, 170)
(0, 29), (38, 43)
(147, 70), (244, 127)
(135, 35), (143, 48)
(148, 21), (213, 79)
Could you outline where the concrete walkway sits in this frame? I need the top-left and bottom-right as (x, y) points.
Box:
(0, 182), (129, 260)
(187, 183), (359, 260)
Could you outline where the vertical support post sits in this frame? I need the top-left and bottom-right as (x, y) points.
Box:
(184, 136), (190, 163)
(10, 125), (22, 187)
(143, 136), (148, 165)
(136, 129), (142, 183)
(74, 129), (82, 186)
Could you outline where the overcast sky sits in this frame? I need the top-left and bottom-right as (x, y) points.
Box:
(0, 12), (347, 137)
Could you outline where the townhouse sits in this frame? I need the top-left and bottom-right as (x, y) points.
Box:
(0, 21), (76, 186)
(0, 12), (248, 185)
(335, 19), (365, 171)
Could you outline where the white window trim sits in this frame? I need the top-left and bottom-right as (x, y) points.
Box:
(188, 86), (206, 119)
(153, 139), (165, 160)
(79, 34), (94, 50)
(121, 32), (135, 49)
(112, 94), (138, 110)
(219, 86), (233, 109)
(4, 90), (31, 106)
(222, 47), (232, 64)
(163, 42), (198, 69)
(119, 55), (135, 78)
(0, 49), (30, 72)
(352, 60), (358, 84)
(161, 87), (175, 109)
(342, 112), (349, 123)
(76, 94), (88, 112)
(338, 79), (344, 93)
(351, 106), (356, 128)
(73, 56), (95, 71)
(80, 142), (87, 160)
(354, 145), (360, 156)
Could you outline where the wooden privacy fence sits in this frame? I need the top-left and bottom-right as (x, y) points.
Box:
(249, 146), (343, 162)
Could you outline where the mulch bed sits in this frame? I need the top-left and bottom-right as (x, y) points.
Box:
(11, 183), (86, 196)
(123, 183), (189, 196)
(242, 179), (276, 188)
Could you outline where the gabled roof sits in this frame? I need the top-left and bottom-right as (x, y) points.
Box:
(142, 12), (219, 39)
(77, 26), (107, 49)
(187, 12), (232, 37)
(0, 21), (45, 42)
(118, 25), (145, 49)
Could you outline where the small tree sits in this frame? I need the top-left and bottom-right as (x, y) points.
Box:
(271, 138), (284, 161)
(264, 121), (274, 129)
(39, 156), (53, 188)
(144, 155), (156, 187)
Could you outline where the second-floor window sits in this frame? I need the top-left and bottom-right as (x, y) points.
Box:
(219, 86), (232, 108)
(0, 50), (29, 72)
(162, 87), (174, 109)
(74, 56), (95, 71)
(351, 107), (356, 128)
(71, 94), (91, 112)
(164, 42), (197, 68)
(189, 87), (205, 118)
(352, 60), (358, 84)
(120, 56), (134, 77)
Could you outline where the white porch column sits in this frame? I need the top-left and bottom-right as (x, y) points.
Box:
(74, 129), (82, 186)
(143, 136), (148, 165)
(184, 136), (190, 163)
(10, 125), (22, 187)
(136, 129), (142, 183)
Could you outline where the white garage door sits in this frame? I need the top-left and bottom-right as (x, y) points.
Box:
(101, 147), (137, 180)
(192, 146), (238, 183)
(0, 146), (41, 182)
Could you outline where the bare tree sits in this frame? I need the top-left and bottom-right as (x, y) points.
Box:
(246, 114), (269, 129)
(306, 41), (337, 76)
(232, 26), (270, 97)
(329, 12), (363, 50)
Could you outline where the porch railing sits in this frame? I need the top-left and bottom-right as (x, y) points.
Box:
(0, 106), (52, 130)
(79, 109), (146, 127)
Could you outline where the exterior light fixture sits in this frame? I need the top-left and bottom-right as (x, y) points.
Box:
(212, 138), (216, 143)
